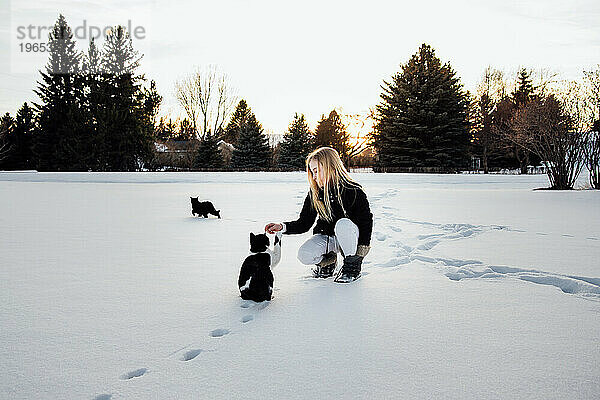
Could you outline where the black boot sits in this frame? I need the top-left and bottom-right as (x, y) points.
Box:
(312, 251), (337, 278)
(334, 255), (363, 283)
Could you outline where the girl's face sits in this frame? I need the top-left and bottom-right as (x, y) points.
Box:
(309, 159), (325, 188)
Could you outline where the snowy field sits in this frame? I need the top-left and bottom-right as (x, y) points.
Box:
(1, 171), (599, 399)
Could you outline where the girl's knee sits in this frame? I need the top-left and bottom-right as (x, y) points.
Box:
(334, 218), (355, 233)
(297, 243), (320, 265)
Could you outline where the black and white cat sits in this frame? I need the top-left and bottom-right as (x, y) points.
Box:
(238, 232), (282, 302)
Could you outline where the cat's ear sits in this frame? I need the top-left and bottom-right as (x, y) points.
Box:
(250, 232), (255, 240)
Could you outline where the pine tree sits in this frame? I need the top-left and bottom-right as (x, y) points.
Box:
(230, 113), (272, 169)
(222, 100), (251, 146)
(278, 113), (313, 170)
(33, 14), (85, 171)
(373, 44), (470, 172)
(0, 113), (15, 167)
(177, 118), (195, 141)
(3, 103), (36, 170)
(510, 68), (538, 174)
(82, 37), (104, 169)
(314, 110), (347, 152)
(194, 133), (224, 169)
(96, 25), (158, 171)
(513, 68), (535, 108)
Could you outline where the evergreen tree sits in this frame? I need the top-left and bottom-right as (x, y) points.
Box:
(3, 103), (36, 170)
(222, 99), (251, 146)
(513, 68), (535, 108)
(314, 110), (347, 152)
(0, 113), (15, 167)
(194, 133), (224, 169)
(510, 68), (538, 173)
(373, 44), (470, 172)
(82, 37), (104, 169)
(176, 118), (195, 141)
(33, 14), (85, 171)
(278, 113), (313, 170)
(230, 113), (272, 169)
(96, 25), (159, 171)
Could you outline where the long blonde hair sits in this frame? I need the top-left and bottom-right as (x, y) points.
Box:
(306, 147), (361, 222)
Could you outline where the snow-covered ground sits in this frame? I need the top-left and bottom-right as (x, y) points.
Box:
(1, 171), (599, 399)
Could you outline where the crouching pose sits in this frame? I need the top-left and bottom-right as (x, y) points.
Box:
(265, 147), (373, 283)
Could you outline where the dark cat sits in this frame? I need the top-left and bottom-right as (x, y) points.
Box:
(190, 197), (221, 218)
(238, 232), (282, 302)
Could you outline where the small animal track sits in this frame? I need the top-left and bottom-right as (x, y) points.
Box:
(181, 349), (203, 361)
(241, 315), (254, 323)
(210, 328), (230, 337)
(120, 368), (147, 380)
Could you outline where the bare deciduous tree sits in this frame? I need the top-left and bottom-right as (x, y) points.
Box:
(175, 65), (237, 139)
(583, 66), (600, 188)
(510, 89), (588, 189)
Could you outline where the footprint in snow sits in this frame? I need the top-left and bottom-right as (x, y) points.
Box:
(417, 233), (445, 240)
(120, 368), (147, 380)
(241, 315), (254, 323)
(375, 232), (388, 241)
(417, 240), (440, 251)
(210, 328), (230, 337)
(93, 395), (112, 400)
(240, 301), (253, 309)
(379, 257), (411, 268)
(181, 349), (203, 361)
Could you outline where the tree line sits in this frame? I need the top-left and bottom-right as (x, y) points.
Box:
(1, 15), (599, 189)
(1, 15), (161, 172)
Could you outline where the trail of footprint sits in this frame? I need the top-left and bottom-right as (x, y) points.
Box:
(444, 264), (600, 300)
(120, 368), (148, 380)
(210, 328), (230, 337)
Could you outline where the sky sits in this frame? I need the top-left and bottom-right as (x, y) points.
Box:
(1, 0), (599, 135)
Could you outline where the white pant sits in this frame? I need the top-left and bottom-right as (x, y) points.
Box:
(297, 218), (359, 265)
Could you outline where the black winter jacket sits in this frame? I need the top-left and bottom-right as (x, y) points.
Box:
(283, 185), (373, 246)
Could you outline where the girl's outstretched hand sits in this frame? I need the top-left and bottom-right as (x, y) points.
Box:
(265, 223), (283, 234)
